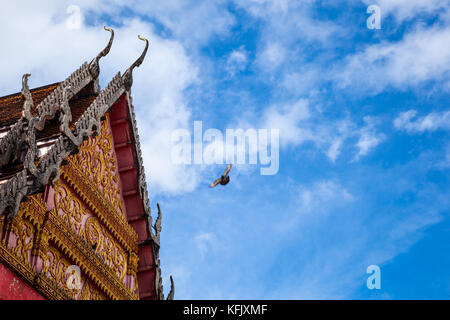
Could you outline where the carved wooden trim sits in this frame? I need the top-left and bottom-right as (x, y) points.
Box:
(0, 31), (169, 299)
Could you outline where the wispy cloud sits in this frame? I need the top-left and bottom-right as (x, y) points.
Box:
(361, 0), (449, 23)
(262, 99), (313, 147)
(226, 46), (248, 77)
(2, 0), (450, 300)
(234, 98), (385, 162)
(334, 25), (450, 94)
(195, 232), (217, 258)
(354, 117), (385, 160)
(298, 180), (355, 213)
(394, 109), (450, 133)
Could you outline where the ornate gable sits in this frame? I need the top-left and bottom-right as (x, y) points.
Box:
(0, 27), (172, 300)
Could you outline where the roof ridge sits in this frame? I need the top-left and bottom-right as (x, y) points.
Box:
(0, 30), (172, 300)
(0, 73), (125, 220)
(0, 27), (115, 167)
(0, 82), (61, 101)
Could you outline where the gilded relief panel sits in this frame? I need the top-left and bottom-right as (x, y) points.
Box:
(42, 244), (107, 300)
(67, 113), (126, 219)
(54, 183), (127, 282)
(0, 201), (36, 268)
(0, 111), (139, 299)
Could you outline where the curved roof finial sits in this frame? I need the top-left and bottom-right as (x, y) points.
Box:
(122, 35), (149, 91)
(89, 26), (115, 79)
(153, 202), (162, 244)
(21, 73), (33, 121)
(166, 275), (175, 300)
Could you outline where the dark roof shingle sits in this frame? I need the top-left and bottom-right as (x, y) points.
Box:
(0, 83), (60, 127)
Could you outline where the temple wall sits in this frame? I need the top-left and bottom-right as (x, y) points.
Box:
(0, 263), (44, 300)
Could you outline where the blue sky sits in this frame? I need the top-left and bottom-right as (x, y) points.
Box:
(0, 0), (449, 299)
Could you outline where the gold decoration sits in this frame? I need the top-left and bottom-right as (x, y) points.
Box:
(127, 251), (139, 277)
(60, 113), (138, 252)
(9, 216), (34, 265)
(43, 246), (80, 299)
(69, 113), (125, 219)
(54, 184), (85, 237)
(0, 113), (140, 300)
(85, 216), (127, 281)
(0, 196), (70, 300)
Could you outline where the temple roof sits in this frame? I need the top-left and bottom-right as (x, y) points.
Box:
(0, 86), (98, 182)
(0, 82), (98, 136)
(0, 83), (59, 128)
(0, 27), (172, 300)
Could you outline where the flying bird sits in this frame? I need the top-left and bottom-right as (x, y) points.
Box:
(210, 164), (232, 188)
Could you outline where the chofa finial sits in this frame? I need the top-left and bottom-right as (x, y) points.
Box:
(122, 35), (149, 91)
(153, 202), (162, 244)
(89, 26), (115, 79)
(166, 275), (175, 300)
(21, 73), (33, 121)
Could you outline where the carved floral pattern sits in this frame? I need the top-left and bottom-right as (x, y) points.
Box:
(54, 184), (86, 237)
(54, 177), (128, 283)
(0, 146), (138, 299)
(85, 216), (127, 281)
(69, 113), (125, 219)
(0, 212), (34, 266)
(0, 29), (160, 299)
(43, 246), (107, 300)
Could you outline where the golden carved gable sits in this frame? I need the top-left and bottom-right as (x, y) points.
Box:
(53, 182), (128, 283)
(0, 113), (140, 300)
(66, 112), (126, 220)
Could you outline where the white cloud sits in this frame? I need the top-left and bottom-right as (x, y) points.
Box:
(194, 232), (217, 258)
(68, 0), (236, 46)
(238, 98), (385, 162)
(299, 180), (355, 213)
(136, 1), (234, 46)
(256, 42), (286, 72)
(237, 0), (338, 44)
(226, 46), (248, 77)
(237, 0), (342, 76)
(355, 132), (382, 159)
(262, 99), (314, 147)
(361, 0), (449, 22)
(353, 117), (385, 160)
(394, 109), (450, 133)
(0, 1), (203, 196)
(281, 68), (322, 96)
(327, 138), (343, 162)
(335, 25), (450, 93)
(275, 179), (355, 232)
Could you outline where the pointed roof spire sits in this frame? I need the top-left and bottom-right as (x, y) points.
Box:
(89, 26), (115, 79)
(166, 275), (175, 300)
(21, 73), (33, 121)
(122, 35), (149, 91)
(153, 202), (162, 244)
